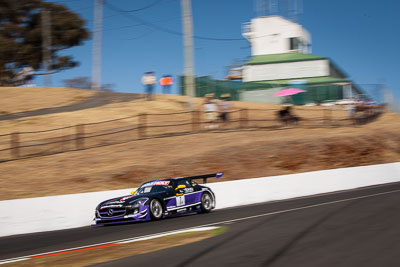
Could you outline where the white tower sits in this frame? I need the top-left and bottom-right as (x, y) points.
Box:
(242, 16), (311, 56)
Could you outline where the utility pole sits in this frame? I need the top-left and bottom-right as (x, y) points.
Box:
(41, 9), (52, 87)
(181, 0), (195, 108)
(92, 0), (103, 90)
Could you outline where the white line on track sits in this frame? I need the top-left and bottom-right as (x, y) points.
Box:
(1, 188), (400, 265)
(118, 226), (219, 244)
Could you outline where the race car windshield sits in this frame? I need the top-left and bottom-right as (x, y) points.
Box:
(136, 180), (171, 195)
(135, 185), (169, 195)
(136, 186), (152, 195)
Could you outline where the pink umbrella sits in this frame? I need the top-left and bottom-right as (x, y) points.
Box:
(273, 88), (307, 97)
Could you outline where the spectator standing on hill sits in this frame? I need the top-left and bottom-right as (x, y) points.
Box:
(203, 93), (218, 129)
(160, 75), (173, 94)
(142, 72), (156, 100)
(218, 93), (232, 123)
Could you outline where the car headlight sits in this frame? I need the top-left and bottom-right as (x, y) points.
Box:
(131, 198), (149, 208)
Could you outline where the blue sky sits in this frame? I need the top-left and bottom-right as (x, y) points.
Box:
(43, 0), (400, 102)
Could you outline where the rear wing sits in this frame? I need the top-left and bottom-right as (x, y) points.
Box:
(185, 172), (224, 184)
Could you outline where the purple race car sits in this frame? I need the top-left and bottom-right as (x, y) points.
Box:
(93, 173), (223, 225)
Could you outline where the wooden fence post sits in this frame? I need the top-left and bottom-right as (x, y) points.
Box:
(240, 108), (248, 128)
(192, 110), (199, 131)
(323, 108), (331, 125)
(139, 113), (147, 139)
(75, 124), (85, 149)
(11, 132), (20, 159)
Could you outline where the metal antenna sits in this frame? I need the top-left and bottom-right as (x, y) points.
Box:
(256, 0), (264, 17)
(298, 0), (303, 22)
(262, 0), (266, 16)
(41, 9), (52, 87)
(285, 0), (291, 20)
(92, 0), (103, 90)
(293, 0), (299, 22)
(269, 0), (272, 15)
(289, 0), (302, 22)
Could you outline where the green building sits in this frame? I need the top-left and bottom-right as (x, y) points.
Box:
(181, 16), (365, 105)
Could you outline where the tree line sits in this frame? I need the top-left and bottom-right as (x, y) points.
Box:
(0, 0), (89, 86)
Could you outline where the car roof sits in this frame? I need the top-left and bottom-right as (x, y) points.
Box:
(150, 177), (186, 182)
(140, 177), (188, 186)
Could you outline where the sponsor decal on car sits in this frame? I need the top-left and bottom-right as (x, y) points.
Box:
(107, 201), (123, 204)
(154, 181), (170, 185)
(120, 195), (134, 202)
(176, 195), (185, 206)
(100, 205), (123, 209)
(184, 188), (194, 193)
(143, 180), (171, 187)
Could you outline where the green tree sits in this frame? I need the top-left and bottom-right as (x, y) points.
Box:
(62, 76), (115, 91)
(0, 0), (89, 86)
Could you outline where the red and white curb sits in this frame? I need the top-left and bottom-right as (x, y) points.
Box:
(0, 226), (218, 265)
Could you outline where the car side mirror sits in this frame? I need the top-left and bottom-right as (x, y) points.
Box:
(131, 190), (136, 195)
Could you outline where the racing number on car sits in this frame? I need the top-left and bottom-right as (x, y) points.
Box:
(176, 195), (185, 206)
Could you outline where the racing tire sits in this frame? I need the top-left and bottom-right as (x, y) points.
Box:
(149, 199), (163, 220)
(200, 192), (213, 213)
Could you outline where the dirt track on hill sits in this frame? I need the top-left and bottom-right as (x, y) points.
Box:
(0, 90), (140, 121)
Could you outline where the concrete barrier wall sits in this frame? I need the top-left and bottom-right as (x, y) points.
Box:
(0, 162), (399, 237)
(212, 162), (400, 209)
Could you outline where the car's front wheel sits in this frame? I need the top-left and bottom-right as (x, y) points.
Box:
(149, 199), (163, 220)
(200, 192), (213, 213)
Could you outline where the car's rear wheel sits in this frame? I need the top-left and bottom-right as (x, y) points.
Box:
(149, 199), (163, 220)
(200, 192), (213, 213)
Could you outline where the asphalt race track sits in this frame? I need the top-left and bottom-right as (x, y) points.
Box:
(2, 182), (400, 266)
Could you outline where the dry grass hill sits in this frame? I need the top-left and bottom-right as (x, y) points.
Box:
(0, 87), (94, 115)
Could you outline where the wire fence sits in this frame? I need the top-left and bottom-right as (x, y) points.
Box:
(0, 105), (385, 163)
